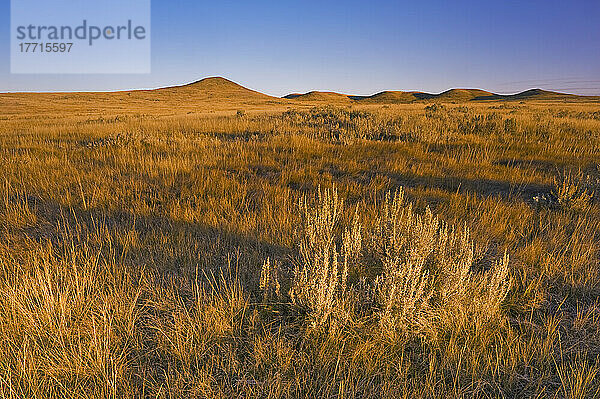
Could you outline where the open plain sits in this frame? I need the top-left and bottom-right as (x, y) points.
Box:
(1, 77), (599, 397)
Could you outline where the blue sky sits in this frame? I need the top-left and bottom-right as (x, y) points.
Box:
(1, 0), (599, 95)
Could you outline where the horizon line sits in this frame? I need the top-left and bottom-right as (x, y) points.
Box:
(0, 76), (597, 97)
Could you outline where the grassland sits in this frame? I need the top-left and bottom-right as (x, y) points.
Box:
(0, 80), (599, 397)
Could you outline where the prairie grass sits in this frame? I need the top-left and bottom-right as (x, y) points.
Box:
(0, 100), (599, 397)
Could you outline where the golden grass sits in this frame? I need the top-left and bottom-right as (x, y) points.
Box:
(0, 96), (599, 397)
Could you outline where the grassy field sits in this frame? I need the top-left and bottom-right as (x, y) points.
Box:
(1, 89), (599, 397)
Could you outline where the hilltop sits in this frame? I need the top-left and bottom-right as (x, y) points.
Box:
(150, 77), (277, 102)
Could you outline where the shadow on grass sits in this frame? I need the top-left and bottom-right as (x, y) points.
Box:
(322, 165), (552, 202)
(15, 196), (291, 292)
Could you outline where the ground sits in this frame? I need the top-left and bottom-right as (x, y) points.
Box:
(0, 90), (599, 397)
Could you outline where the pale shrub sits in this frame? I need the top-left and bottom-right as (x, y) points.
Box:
(287, 188), (361, 328)
(270, 187), (511, 336)
(372, 191), (510, 336)
(554, 170), (594, 210)
(260, 257), (281, 302)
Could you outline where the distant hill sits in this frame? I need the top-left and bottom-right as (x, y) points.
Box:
(0, 76), (286, 117)
(283, 93), (303, 99)
(359, 91), (435, 103)
(498, 88), (578, 101)
(147, 77), (278, 102)
(284, 87), (597, 104)
(434, 89), (497, 101)
(166, 80), (586, 104)
(2, 77), (598, 119)
(283, 91), (353, 103)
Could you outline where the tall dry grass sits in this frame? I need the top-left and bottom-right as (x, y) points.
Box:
(0, 102), (599, 397)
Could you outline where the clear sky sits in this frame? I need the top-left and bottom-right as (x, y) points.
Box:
(1, 0), (599, 96)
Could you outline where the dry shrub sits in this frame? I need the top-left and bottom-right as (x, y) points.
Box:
(287, 188), (360, 328)
(554, 170), (595, 211)
(270, 187), (511, 338)
(372, 191), (510, 337)
(260, 257), (281, 302)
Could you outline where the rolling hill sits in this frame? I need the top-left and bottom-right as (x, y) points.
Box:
(2, 77), (598, 119)
(499, 88), (579, 101)
(358, 91), (435, 103)
(283, 87), (597, 104)
(149, 77), (277, 102)
(283, 91), (353, 103)
(0, 77), (287, 117)
(433, 89), (497, 101)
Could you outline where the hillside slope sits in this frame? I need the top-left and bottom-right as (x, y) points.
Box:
(0, 77), (286, 117)
(283, 91), (353, 103)
(434, 88), (497, 101)
(150, 77), (278, 102)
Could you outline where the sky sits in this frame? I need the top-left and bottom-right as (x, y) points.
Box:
(1, 0), (599, 96)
